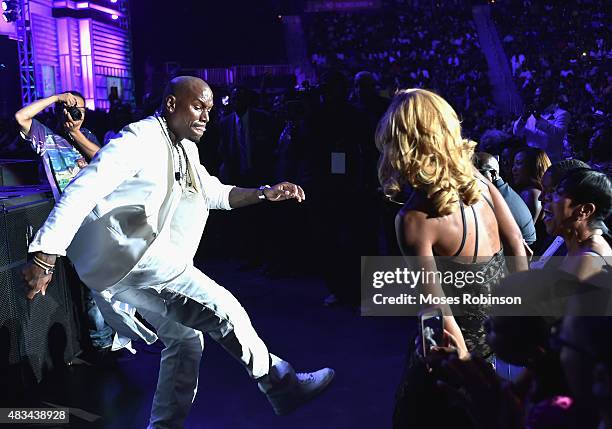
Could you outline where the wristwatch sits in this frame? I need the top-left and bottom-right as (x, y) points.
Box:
(258, 185), (271, 200)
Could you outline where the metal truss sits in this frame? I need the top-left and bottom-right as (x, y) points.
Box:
(16, 0), (36, 105)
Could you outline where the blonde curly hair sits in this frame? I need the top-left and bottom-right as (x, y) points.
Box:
(376, 88), (480, 216)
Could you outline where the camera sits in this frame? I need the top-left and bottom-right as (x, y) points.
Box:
(65, 105), (83, 121)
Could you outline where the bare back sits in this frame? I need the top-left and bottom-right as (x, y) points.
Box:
(398, 180), (502, 261)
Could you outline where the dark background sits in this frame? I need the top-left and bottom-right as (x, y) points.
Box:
(129, 0), (290, 101)
(0, 36), (20, 117)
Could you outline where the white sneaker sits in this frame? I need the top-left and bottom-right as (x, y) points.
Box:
(263, 367), (335, 416)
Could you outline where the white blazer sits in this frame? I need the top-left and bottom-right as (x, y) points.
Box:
(29, 115), (234, 290)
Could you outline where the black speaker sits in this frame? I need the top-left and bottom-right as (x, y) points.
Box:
(0, 159), (41, 186)
(0, 191), (81, 391)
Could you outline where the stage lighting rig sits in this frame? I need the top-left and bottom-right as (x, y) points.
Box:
(1, 0), (19, 23)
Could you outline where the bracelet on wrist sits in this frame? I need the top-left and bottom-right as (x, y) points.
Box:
(258, 185), (271, 201)
(33, 255), (55, 268)
(32, 258), (55, 275)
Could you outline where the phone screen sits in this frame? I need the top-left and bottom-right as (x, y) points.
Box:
(420, 309), (444, 356)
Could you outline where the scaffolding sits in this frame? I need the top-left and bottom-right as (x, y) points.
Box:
(16, 0), (36, 105)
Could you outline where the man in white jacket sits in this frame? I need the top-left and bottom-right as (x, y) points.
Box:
(22, 76), (334, 428)
(513, 86), (570, 163)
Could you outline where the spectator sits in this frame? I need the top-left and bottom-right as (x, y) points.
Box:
(496, 0), (608, 162)
(542, 168), (611, 280)
(474, 152), (536, 246)
(512, 147), (551, 224)
(589, 127), (612, 177)
(218, 85), (278, 187)
(513, 85), (570, 163)
(351, 70), (389, 191)
(499, 141), (526, 187)
(531, 158), (591, 264)
(217, 86), (280, 268)
(14, 91), (114, 357)
(305, 4), (499, 139)
(15, 92), (100, 200)
(310, 70), (369, 306)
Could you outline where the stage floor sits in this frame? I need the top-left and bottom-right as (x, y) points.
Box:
(6, 258), (414, 428)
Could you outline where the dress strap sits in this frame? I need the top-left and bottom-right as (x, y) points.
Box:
(453, 201), (468, 257)
(584, 250), (611, 266)
(482, 194), (494, 211)
(471, 204), (479, 263)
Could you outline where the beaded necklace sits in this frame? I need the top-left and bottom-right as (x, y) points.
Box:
(156, 112), (192, 188)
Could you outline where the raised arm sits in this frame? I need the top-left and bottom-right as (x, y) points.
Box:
(16, 92), (100, 160)
(15, 93), (77, 136)
(535, 110), (569, 140)
(15, 95), (61, 137)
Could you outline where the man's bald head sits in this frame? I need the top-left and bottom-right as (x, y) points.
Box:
(161, 76), (214, 143)
(162, 76), (211, 111)
(474, 152), (500, 182)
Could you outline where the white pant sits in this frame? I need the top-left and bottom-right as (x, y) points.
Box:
(109, 264), (285, 429)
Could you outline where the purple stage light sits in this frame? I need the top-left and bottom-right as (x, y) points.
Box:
(2, 0), (19, 23)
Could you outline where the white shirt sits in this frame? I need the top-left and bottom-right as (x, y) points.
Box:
(29, 115), (234, 291)
(513, 105), (570, 163)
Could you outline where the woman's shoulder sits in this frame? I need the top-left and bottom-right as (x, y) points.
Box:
(398, 191), (438, 221)
(580, 243), (612, 261)
(396, 193), (438, 245)
(565, 242), (612, 280)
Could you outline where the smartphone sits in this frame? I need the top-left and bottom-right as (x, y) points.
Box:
(419, 307), (444, 357)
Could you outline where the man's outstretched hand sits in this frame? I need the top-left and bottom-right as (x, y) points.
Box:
(264, 182), (306, 203)
(22, 252), (56, 300)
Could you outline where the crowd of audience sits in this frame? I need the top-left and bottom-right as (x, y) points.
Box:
(298, 3), (611, 429)
(493, 0), (610, 159)
(305, 2), (499, 139)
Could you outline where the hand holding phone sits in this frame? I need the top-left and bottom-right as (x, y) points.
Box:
(418, 308), (470, 368)
(419, 307), (444, 357)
